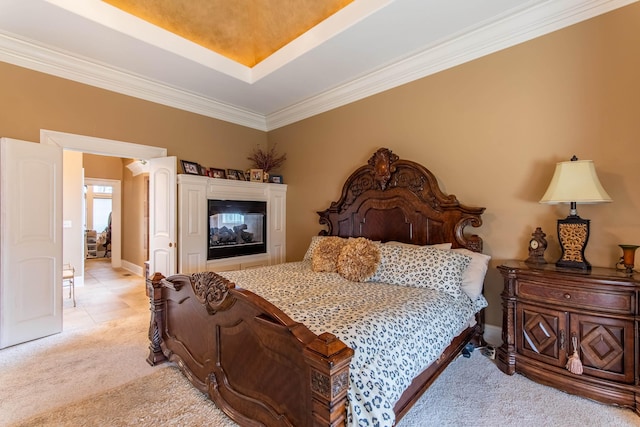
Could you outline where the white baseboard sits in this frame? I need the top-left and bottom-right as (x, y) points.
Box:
(483, 324), (502, 346)
(121, 259), (144, 277)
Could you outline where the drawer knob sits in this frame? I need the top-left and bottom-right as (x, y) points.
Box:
(564, 293), (571, 299)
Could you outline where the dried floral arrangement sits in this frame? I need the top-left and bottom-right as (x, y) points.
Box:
(247, 144), (287, 173)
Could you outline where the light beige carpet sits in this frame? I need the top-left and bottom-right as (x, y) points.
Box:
(10, 366), (236, 427)
(2, 311), (638, 426)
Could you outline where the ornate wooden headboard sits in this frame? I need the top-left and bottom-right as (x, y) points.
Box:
(317, 148), (486, 252)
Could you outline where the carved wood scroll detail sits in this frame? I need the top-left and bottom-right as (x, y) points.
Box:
(310, 370), (349, 399)
(191, 271), (236, 314)
(369, 147), (399, 190)
(146, 272), (167, 366)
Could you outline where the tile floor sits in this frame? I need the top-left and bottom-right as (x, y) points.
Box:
(63, 258), (148, 331)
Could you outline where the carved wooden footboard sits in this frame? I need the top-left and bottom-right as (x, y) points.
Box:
(146, 271), (354, 427)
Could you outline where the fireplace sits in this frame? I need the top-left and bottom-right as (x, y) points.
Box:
(208, 199), (267, 260)
(177, 174), (286, 274)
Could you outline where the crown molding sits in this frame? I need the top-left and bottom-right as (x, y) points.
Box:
(265, 0), (637, 130)
(0, 31), (268, 131)
(0, 0), (635, 132)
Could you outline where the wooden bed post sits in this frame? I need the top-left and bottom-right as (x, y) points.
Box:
(303, 333), (354, 426)
(146, 272), (167, 366)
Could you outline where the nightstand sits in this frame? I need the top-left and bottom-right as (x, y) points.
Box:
(496, 261), (640, 415)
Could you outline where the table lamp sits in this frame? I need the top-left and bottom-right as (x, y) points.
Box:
(539, 155), (612, 270)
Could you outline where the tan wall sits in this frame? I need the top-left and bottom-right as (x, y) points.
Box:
(83, 154), (124, 181)
(268, 4), (640, 327)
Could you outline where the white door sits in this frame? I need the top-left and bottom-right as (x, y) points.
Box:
(148, 156), (177, 277)
(0, 138), (62, 348)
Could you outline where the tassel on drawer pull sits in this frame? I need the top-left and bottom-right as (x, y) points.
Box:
(566, 335), (583, 375)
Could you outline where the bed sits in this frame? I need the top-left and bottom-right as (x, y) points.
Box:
(146, 148), (488, 426)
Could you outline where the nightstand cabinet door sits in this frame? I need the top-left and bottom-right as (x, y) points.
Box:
(570, 313), (635, 384)
(516, 303), (567, 368)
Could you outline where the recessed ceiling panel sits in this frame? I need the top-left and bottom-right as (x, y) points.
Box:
(103, 0), (354, 67)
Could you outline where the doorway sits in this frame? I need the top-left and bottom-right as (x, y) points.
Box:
(42, 129), (167, 282)
(84, 180), (116, 260)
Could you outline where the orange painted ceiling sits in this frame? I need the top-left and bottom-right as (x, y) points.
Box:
(103, 0), (354, 67)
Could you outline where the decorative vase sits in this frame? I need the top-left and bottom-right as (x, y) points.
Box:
(615, 244), (639, 274)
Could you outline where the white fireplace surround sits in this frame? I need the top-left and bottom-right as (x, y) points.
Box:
(177, 174), (286, 273)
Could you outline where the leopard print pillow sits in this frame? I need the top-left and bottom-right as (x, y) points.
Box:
(337, 238), (381, 282)
(370, 244), (471, 298)
(303, 235), (325, 261)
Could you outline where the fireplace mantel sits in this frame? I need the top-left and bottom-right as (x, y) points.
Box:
(177, 174), (287, 273)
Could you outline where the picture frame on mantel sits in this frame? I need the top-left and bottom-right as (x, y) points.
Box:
(211, 168), (226, 179)
(250, 168), (264, 182)
(181, 160), (201, 175)
(227, 169), (246, 180)
(270, 174), (283, 184)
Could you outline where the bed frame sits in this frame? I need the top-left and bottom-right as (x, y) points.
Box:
(146, 148), (486, 426)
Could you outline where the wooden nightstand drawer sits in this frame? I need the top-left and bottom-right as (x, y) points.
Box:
(517, 281), (633, 314)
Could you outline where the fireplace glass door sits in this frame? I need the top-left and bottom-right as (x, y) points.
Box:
(208, 200), (267, 259)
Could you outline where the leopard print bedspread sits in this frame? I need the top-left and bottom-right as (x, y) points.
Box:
(220, 261), (487, 427)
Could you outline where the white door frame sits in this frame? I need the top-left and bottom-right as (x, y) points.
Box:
(41, 130), (167, 159)
(41, 130), (168, 277)
(85, 178), (121, 266)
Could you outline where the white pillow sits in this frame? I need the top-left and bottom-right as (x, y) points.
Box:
(371, 244), (470, 298)
(384, 241), (452, 250)
(451, 248), (491, 301)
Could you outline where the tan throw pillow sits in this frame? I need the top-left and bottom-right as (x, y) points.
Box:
(337, 238), (381, 282)
(312, 236), (347, 272)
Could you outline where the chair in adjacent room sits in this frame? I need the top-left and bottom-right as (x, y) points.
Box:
(62, 263), (76, 307)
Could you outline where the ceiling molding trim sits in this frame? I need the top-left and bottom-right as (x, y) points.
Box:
(252, 0), (393, 83)
(47, 0), (392, 85)
(265, 0), (637, 130)
(0, 31), (268, 131)
(46, 0), (252, 82)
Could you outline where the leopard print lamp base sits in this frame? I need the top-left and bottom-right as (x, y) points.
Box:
(556, 215), (591, 270)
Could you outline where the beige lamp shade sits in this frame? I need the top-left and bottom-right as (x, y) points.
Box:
(539, 159), (612, 204)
